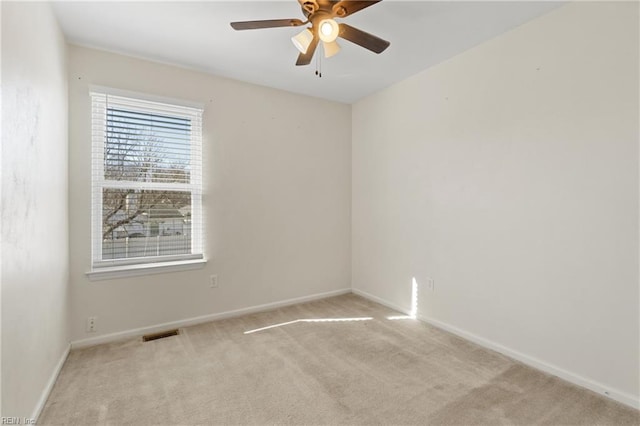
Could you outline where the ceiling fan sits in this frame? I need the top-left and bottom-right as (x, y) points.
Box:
(230, 0), (390, 66)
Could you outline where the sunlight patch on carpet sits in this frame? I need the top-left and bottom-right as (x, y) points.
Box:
(244, 317), (373, 334)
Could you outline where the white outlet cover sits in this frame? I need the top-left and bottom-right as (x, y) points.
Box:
(87, 317), (97, 332)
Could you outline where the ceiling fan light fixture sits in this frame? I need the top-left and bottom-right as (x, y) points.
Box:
(323, 40), (340, 58)
(318, 18), (339, 43)
(291, 28), (313, 53)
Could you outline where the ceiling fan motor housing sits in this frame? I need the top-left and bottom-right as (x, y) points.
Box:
(299, 0), (346, 19)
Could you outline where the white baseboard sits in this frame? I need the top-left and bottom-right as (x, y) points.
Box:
(32, 343), (70, 421)
(420, 315), (639, 410)
(352, 287), (640, 411)
(352, 288), (412, 316)
(71, 288), (352, 349)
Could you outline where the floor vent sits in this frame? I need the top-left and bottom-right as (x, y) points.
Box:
(142, 329), (180, 342)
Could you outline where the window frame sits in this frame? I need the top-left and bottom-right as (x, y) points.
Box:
(87, 87), (205, 280)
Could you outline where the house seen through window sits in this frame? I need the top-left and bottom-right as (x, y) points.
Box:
(91, 92), (203, 269)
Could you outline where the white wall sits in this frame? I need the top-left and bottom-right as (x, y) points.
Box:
(68, 46), (352, 342)
(352, 2), (639, 406)
(1, 2), (70, 418)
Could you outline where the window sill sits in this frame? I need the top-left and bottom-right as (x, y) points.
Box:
(86, 258), (207, 281)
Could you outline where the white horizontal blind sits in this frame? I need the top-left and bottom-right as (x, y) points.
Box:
(91, 92), (203, 268)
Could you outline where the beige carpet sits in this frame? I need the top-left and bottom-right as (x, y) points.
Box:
(39, 294), (639, 425)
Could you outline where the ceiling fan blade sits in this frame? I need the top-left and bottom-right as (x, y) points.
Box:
(338, 23), (390, 54)
(295, 35), (319, 66)
(230, 19), (305, 30)
(332, 1), (381, 18)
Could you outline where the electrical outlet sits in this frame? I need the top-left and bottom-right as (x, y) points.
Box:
(427, 278), (435, 291)
(210, 275), (219, 288)
(87, 316), (97, 333)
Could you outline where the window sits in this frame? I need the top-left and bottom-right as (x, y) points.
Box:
(90, 90), (203, 276)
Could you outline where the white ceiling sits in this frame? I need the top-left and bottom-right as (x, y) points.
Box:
(52, 1), (563, 103)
